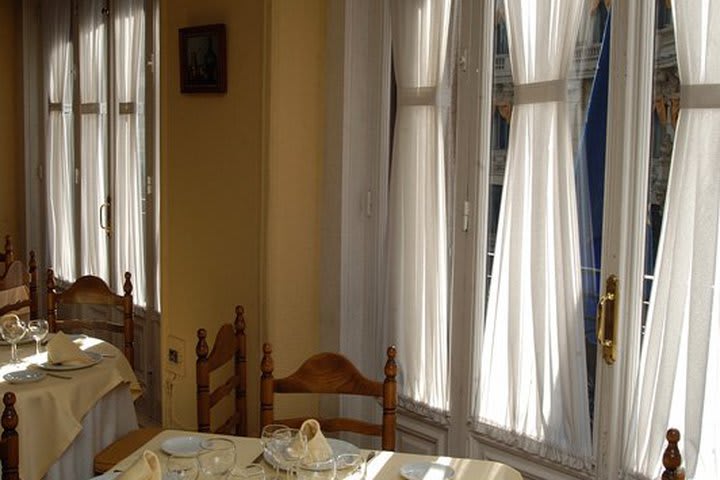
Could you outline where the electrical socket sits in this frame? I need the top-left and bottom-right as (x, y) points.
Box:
(166, 335), (186, 378)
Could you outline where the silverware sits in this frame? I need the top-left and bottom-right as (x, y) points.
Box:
(365, 450), (377, 464)
(101, 353), (116, 358)
(45, 372), (72, 380)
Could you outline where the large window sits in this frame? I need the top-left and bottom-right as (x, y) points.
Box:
(41, 0), (157, 311)
(348, 1), (720, 479)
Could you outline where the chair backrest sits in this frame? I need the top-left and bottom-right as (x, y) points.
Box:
(0, 236), (14, 272)
(196, 305), (247, 436)
(260, 344), (398, 451)
(662, 428), (685, 480)
(47, 269), (134, 369)
(0, 252), (38, 319)
(0, 392), (19, 480)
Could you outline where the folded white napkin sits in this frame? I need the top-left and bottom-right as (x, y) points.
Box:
(116, 451), (162, 480)
(293, 418), (333, 463)
(46, 331), (92, 365)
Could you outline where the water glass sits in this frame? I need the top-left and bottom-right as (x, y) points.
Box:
(262, 424), (289, 479)
(27, 319), (49, 355)
(0, 314), (27, 364)
(335, 454), (365, 480)
(199, 437), (236, 478)
(230, 464), (266, 479)
(166, 455), (199, 480)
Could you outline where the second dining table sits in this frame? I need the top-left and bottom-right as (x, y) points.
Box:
(0, 334), (141, 480)
(106, 429), (524, 479)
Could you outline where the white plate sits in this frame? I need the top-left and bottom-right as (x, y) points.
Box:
(161, 435), (205, 457)
(3, 369), (46, 384)
(263, 438), (361, 472)
(400, 462), (455, 480)
(38, 351), (103, 371)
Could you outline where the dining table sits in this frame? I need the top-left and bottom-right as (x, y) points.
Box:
(105, 429), (524, 479)
(0, 334), (141, 480)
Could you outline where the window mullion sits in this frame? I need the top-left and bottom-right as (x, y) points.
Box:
(71, 0), (83, 280)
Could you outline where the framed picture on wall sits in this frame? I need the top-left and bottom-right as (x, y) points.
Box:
(179, 24), (227, 93)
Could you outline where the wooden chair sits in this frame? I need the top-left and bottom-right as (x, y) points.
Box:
(662, 428), (685, 480)
(94, 306), (248, 474)
(0, 236), (14, 273)
(0, 252), (38, 319)
(47, 269), (134, 369)
(0, 392), (19, 480)
(196, 305), (248, 435)
(260, 344), (397, 451)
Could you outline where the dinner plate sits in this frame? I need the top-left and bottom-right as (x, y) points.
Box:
(161, 435), (205, 457)
(263, 438), (361, 472)
(3, 369), (46, 384)
(38, 351), (103, 371)
(400, 462), (455, 480)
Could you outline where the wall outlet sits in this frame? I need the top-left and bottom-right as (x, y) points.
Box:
(167, 335), (186, 378)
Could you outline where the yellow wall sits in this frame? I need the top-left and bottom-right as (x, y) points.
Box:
(160, 0), (326, 432)
(160, 0), (264, 433)
(0, 0), (25, 255)
(263, 0), (326, 419)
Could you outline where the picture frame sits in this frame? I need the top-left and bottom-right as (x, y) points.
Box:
(179, 24), (227, 94)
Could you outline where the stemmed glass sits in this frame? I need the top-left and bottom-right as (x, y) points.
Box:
(277, 428), (307, 479)
(198, 437), (236, 478)
(261, 424), (289, 480)
(0, 314), (28, 364)
(27, 319), (49, 355)
(166, 454), (199, 480)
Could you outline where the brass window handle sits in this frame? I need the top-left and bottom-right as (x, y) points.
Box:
(596, 275), (618, 365)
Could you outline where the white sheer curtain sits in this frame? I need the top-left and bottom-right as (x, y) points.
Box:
(472, 0), (592, 468)
(624, 1), (720, 478)
(387, 0), (453, 412)
(114, 0), (146, 306)
(79, 0), (109, 280)
(44, 0), (76, 281)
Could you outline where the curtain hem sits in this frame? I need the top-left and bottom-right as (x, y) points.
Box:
(469, 419), (594, 471)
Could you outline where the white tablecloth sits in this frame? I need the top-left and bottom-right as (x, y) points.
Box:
(46, 383), (138, 480)
(111, 430), (524, 480)
(0, 336), (141, 480)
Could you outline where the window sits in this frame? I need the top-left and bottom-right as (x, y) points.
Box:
(41, 0), (157, 311)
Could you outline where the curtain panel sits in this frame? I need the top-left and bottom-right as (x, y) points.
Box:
(43, 0), (76, 281)
(79, 0), (110, 280)
(387, 0), (453, 412)
(114, 0), (147, 306)
(624, 1), (720, 478)
(472, 0), (592, 469)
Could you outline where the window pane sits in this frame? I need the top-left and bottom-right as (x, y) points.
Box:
(78, 0), (110, 280)
(43, 0), (76, 281)
(478, 0), (611, 429)
(642, 0), (676, 335)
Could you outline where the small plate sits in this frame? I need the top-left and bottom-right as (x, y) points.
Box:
(400, 462), (455, 480)
(3, 369), (46, 384)
(161, 435), (205, 457)
(39, 351), (103, 371)
(264, 438), (360, 472)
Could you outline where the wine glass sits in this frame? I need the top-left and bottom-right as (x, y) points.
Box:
(198, 437), (236, 478)
(277, 428), (306, 479)
(0, 314), (28, 364)
(27, 319), (49, 355)
(166, 454), (199, 480)
(261, 424), (289, 480)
